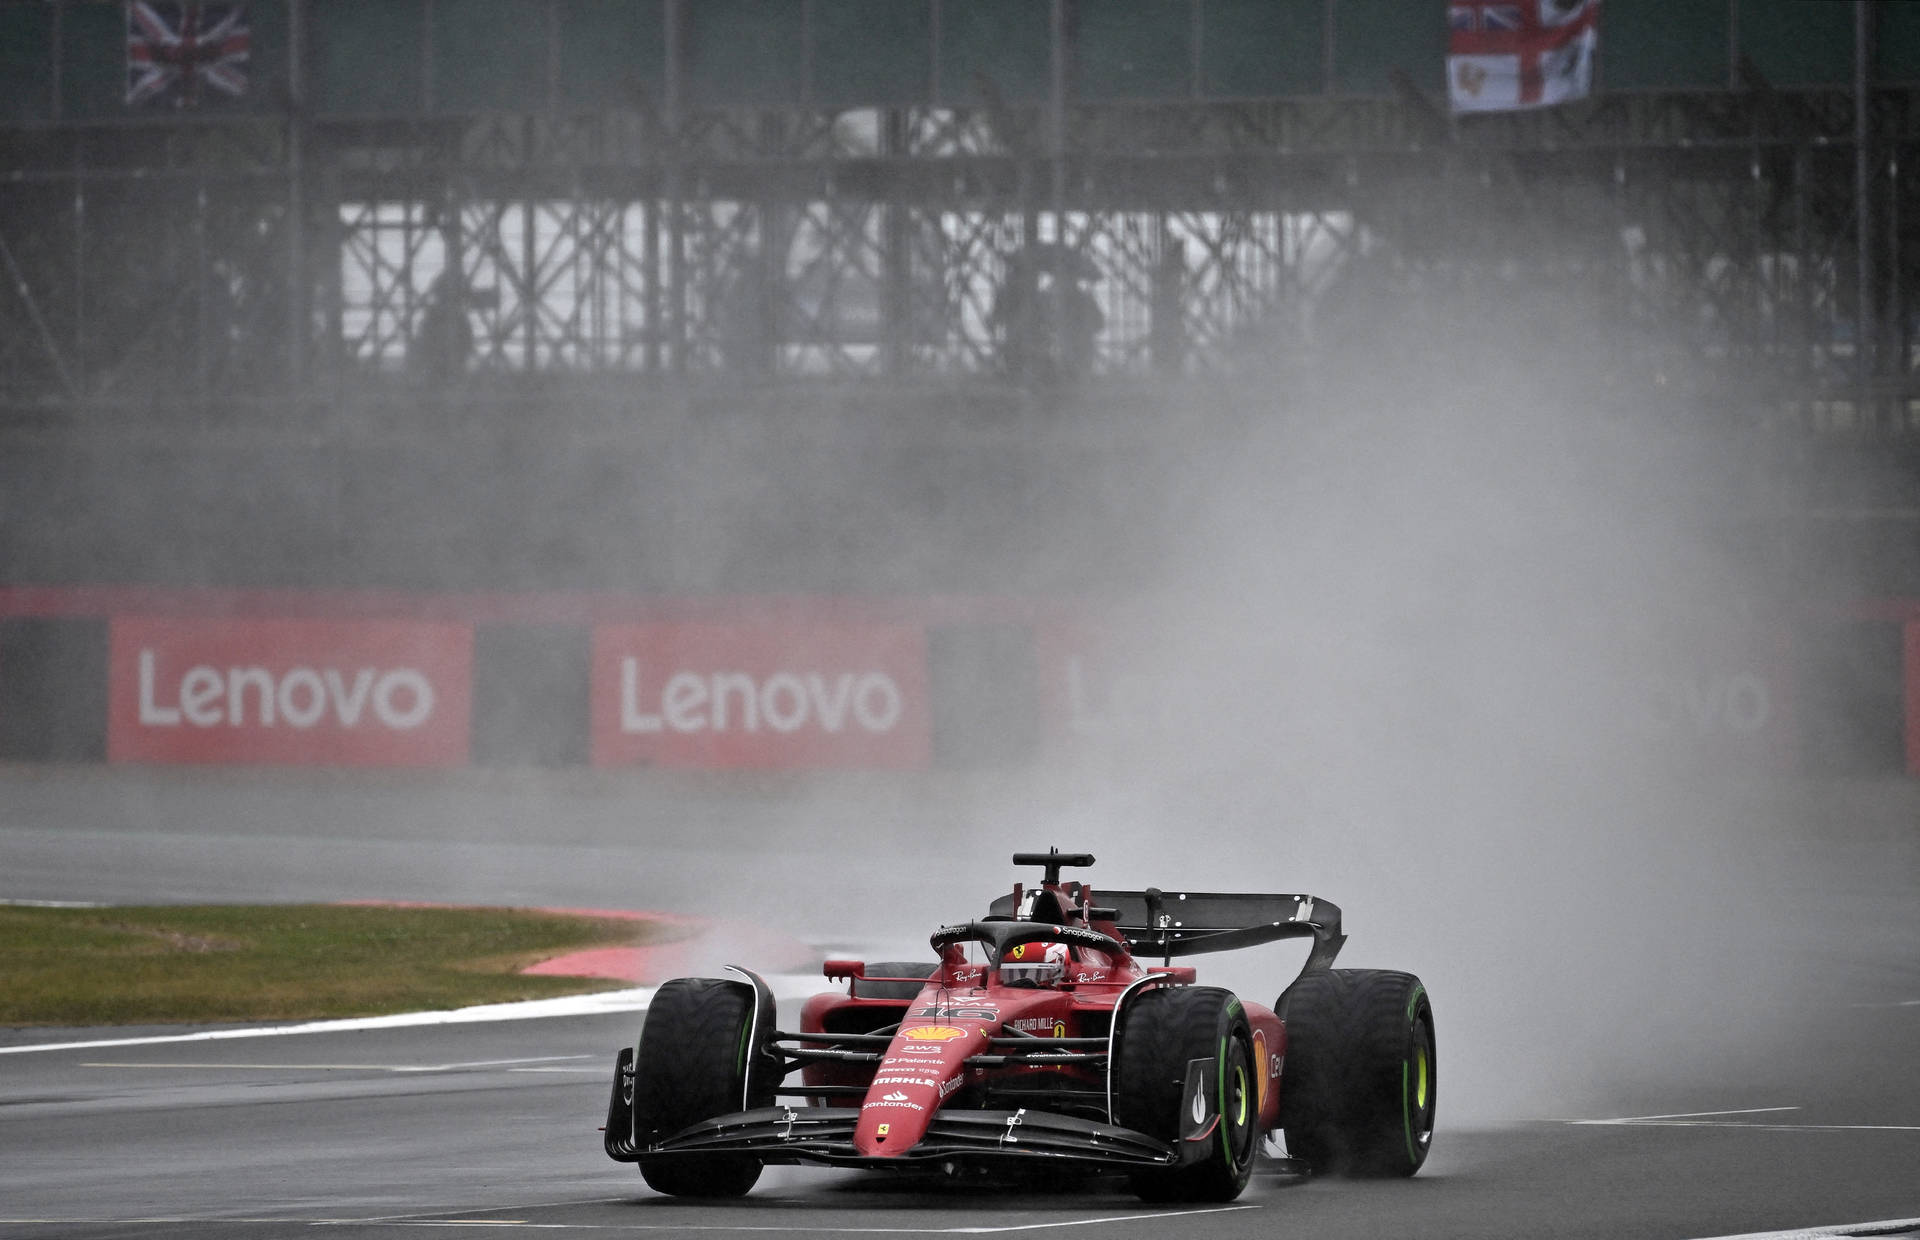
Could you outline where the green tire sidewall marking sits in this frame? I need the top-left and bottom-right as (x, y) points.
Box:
(1403, 1058), (1416, 1164)
(1217, 1028), (1251, 1175)
(1218, 1034), (1231, 1168)
(1403, 1008), (1432, 1165)
(1404, 984), (1431, 1164)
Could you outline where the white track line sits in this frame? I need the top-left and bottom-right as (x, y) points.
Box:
(1571, 1107), (1920, 1133)
(1648, 1122), (1920, 1132)
(77, 1055), (593, 1073)
(0, 898), (104, 908)
(1572, 1107), (1802, 1125)
(0, 987), (658, 1056)
(0, 971), (830, 1057)
(1687, 1218), (1920, 1240)
(0, 1206), (1259, 1233)
(947, 1208), (1259, 1234)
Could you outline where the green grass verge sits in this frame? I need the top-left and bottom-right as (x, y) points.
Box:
(0, 903), (681, 1027)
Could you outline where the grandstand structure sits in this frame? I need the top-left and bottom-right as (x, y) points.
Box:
(1, 0), (1916, 428)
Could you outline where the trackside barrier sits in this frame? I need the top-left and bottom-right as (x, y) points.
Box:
(0, 586), (1905, 774)
(0, 589), (1061, 771)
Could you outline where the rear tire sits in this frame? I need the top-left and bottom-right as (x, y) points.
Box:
(1112, 986), (1259, 1202)
(633, 977), (774, 1198)
(1277, 968), (1435, 1177)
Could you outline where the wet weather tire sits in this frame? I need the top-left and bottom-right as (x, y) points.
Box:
(632, 977), (774, 1198)
(1112, 986), (1259, 1203)
(1277, 968), (1436, 1177)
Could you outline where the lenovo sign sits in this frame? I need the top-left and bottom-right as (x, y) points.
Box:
(591, 622), (930, 768)
(108, 618), (472, 767)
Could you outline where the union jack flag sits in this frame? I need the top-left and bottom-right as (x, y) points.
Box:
(126, 3), (250, 108)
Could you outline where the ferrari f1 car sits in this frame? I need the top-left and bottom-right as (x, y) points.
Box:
(602, 850), (1435, 1202)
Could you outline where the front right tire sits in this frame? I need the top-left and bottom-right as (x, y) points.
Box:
(1112, 985), (1259, 1202)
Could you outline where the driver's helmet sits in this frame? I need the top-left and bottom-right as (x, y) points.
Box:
(999, 940), (1070, 987)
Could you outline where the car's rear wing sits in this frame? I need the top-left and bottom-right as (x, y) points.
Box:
(987, 887), (1345, 973)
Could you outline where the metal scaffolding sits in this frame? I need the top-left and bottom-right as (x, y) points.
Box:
(2, 17), (1917, 429)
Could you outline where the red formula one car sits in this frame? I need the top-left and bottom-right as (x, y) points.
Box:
(603, 850), (1435, 1202)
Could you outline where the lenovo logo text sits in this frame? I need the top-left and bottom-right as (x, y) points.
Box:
(589, 620), (930, 769)
(617, 658), (902, 735)
(108, 617), (472, 768)
(137, 650), (436, 730)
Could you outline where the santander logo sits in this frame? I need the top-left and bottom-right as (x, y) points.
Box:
(591, 621), (931, 770)
(108, 617), (472, 768)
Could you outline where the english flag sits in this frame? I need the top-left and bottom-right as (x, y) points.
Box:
(1448, 0), (1598, 113)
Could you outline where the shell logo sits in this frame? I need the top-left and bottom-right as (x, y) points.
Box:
(903, 1025), (967, 1042)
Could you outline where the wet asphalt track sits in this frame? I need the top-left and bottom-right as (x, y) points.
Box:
(3, 767), (1919, 1239)
(1, 998), (1917, 1240)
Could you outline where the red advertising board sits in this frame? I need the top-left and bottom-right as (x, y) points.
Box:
(108, 617), (472, 767)
(1032, 613), (1802, 771)
(591, 622), (930, 769)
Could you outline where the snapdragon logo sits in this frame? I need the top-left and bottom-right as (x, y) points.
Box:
(136, 650), (436, 730)
(617, 658), (903, 735)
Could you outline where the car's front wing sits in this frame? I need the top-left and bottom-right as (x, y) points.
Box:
(607, 1049), (1178, 1172)
(614, 1104), (1177, 1169)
